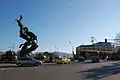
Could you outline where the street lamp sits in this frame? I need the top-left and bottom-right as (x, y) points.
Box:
(69, 41), (74, 54)
(54, 44), (59, 56)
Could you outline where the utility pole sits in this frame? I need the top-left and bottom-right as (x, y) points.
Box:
(12, 44), (14, 51)
(57, 44), (58, 52)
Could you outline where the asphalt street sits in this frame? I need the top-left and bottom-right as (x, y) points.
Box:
(0, 61), (120, 80)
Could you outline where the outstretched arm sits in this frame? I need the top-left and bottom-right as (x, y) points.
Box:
(16, 15), (25, 29)
(19, 15), (23, 21)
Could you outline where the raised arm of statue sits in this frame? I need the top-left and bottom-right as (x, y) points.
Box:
(20, 15), (23, 21)
(16, 15), (24, 29)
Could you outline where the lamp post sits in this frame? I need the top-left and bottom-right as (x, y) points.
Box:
(54, 44), (59, 56)
(12, 44), (14, 51)
(69, 41), (74, 54)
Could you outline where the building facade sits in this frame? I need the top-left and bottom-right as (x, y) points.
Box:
(76, 39), (114, 59)
(94, 42), (114, 51)
(76, 42), (114, 52)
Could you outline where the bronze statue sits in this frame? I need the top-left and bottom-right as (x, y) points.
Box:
(16, 15), (38, 57)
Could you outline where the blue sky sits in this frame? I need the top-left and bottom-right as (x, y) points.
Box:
(0, 0), (120, 53)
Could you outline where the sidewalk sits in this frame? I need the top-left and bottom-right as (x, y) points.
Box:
(43, 63), (56, 65)
(0, 61), (16, 64)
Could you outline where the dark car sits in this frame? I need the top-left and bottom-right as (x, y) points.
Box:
(78, 56), (85, 62)
(69, 57), (74, 61)
(91, 56), (100, 63)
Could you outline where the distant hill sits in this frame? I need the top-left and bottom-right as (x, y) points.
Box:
(0, 51), (4, 54)
(53, 51), (73, 58)
(33, 51), (73, 58)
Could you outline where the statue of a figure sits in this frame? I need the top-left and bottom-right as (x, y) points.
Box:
(16, 15), (38, 57)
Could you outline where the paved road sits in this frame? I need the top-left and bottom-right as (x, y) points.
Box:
(0, 61), (120, 80)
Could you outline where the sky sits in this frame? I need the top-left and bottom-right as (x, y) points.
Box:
(0, 0), (120, 53)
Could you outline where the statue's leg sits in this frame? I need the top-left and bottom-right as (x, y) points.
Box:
(19, 42), (31, 57)
(21, 42), (30, 50)
(25, 42), (38, 54)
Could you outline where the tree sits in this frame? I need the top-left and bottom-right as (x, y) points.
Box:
(115, 32), (120, 45)
(114, 32), (120, 55)
(5, 50), (15, 61)
(0, 54), (6, 61)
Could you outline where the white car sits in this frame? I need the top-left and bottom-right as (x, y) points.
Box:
(16, 57), (43, 67)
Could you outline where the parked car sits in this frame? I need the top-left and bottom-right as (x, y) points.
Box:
(55, 58), (63, 64)
(43, 58), (55, 63)
(69, 57), (74, 61)
(55, 58), (71, 64)
(16, 57), (43, 67)
(62, 58), (71, 64)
